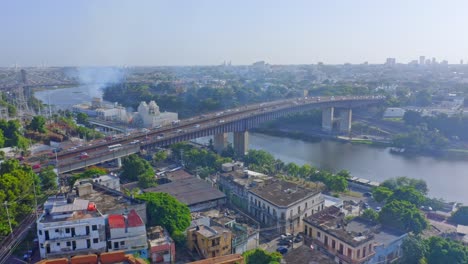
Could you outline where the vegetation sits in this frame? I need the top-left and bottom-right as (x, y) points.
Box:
(242, 248), (282, 264)
(361, 209), (378, 222)
(372, 186), (394, 203)
(121, 154), (156, 188)
(450, 206), (468, 225)
(401, 235), (468, 264)
(378, 200), (427, 234)
(69, 166), (107, 186)
(136, 192), (191, 245)
(38, 166), (58, 191)
(381, 176), (428, 195)
(27, 116), (47, 133)
(0, 119), (29, 149)
(0, 160), (40, 236)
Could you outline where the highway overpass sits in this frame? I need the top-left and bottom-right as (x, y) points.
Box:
(55, 95), (384, 173)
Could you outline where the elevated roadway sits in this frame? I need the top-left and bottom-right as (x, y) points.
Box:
(52, 95), (383, 173)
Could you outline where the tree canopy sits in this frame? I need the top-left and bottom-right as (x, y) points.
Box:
(28, 116), (47, 133)
(450, 206), (468, 225)
(137, 192), (191, 244)
(242, 248), (282, 264)
(378, 200), (427, 234)
(121, 154), (156, 188)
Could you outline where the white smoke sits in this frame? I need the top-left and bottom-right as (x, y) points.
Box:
(77, 67), (125, 98)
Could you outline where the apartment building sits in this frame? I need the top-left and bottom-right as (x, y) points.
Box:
(248, 179), (323, 234)
(187, 225), (232, 259)
(303, 206), (407, 264)
(107, 210), (148, 259)
(36, 196), (107, 259)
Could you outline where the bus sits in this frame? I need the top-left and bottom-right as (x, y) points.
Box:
(108, 144), (122, 151)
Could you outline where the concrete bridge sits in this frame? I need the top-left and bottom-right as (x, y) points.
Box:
(56, 95), (383, 173)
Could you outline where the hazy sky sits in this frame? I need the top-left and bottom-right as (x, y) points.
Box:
(1, 0), (468, 66)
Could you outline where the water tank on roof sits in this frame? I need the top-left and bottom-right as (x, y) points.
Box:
(87, 202), (96, 211)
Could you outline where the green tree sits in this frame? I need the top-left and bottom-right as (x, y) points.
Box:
(121, 154), (156, 188)
(137, 192), (190, 244)
(153, 151), (168, 163)
(400, 235), (428, 264)
(450, 206), (468, 225)
(242, 248), (282, 264)
(298, 164), (312, 178)
(336, 170), (352, 179)
(361, 209), (378, 222)
(381, 176), (428, 195)
(378, 200), (427, 234)
(28, 116), (47, 133)
(372, 186), (394, 203)
(0, 129), (5, 148)
(285, 162), (300, 177)
(389, 186), (426, 206)
(426, 236), (468, 264)
(39, 166), (58, 191)
(76, 112), (89, 126)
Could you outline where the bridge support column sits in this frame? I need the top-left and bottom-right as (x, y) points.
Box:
(213, 133), (227, 154)
(322, 107), (334, 132)
(339, 108), (352, 134)
(116, 157), (122, 168)
(233, 131), (249, 157)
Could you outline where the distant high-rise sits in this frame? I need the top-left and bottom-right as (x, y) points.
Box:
(385, 58), (396, 65)
(461, 59), (464, 65)
(419, 56), (425, 65)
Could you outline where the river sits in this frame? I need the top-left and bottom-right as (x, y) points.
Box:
(35, 87), (468, 203)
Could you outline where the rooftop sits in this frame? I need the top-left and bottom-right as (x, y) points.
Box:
(148, 226), (174, 247)
(249, 179), (320, 207)
(127, 209), (144, 227)
(40, 196), (102, 223)
(303, 206), (377, 247)
(283, 245), (335, 264)
(219, 169), (272, 189)
(109, 210), (144, 229)
(196, 225), (230, 239)
(144, 177), (226, 207)
(109, 214), (125, 229)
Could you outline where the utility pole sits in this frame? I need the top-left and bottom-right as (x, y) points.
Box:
(4, 201), (13, 236)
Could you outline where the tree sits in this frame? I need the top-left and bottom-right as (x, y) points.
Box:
(0, 129), (5, 148)
(401, 235), (428, 264)
(242, 248), (282, 264)
(39, 166), (58, 191)
(336, 170), (351, 179)
(137, 192), (191, 244)
(285, 162), (300, 177)
(298, 164), (312, 178)
(378, 200), (427, 234)
(153, 150), (168, 163)
(426, 236), (468, 264)
(28, 116), (47, 133)
(361, 209), (378, 222)
(450, 206), (468, 225)
(381, 176), (428, 195)
(389, 186), (426, 206)
(121, 154), (156, 188)
(403, 110), (423, 126)
(372, 186), (394, 203)
(76, 112), (89, 126)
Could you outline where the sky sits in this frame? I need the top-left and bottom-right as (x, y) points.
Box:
(1, 0), (468, 66)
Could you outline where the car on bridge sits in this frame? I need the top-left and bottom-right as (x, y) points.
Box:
(79, 152), (89, 159)
(130, 140), (140, 144)
(194, 124), (201, 128)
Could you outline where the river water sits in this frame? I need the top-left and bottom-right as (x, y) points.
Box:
(35, 87), (468, 203)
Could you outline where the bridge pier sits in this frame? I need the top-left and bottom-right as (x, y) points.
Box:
(213, 133), (228, 153)
(339, 108), (352, 134)
(322, 107), (334, 132)
(233, 131), (249, 157)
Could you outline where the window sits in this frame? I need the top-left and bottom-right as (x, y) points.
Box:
(120, 241), (125, 246)
(298, 205), (301, 213)
(363, 247), (366, 257)
(40, 243), (44, 248)
(357, 249), (360, 258)
(56, 242), (60, 246)
(92, 225), (97, 231)
(114, 242), (119, 249)
(93, 238), (99, 243)
(55, 229), (59, 233)
(38, 230), (42, 235)
(305, 202), (308, 208)
(305, 226), (308, 235)
(317, 231), (321, 238)
(66, 241), (71, 247)
(305, 213), (307, 218)
(347, 248), (352, 257)
(332, 240), (336, 249)
(369, 244), (372, 251)
(65, 228), (70, 233)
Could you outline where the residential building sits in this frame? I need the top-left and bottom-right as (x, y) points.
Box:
(217, 165), (272, 211)
(147, 226), (176, 264)
(187, 225), (232, 259)
(35, 251), (147, 264)
(144, 176), (226, 212)
(212, 216), (259, 254)
(303, 206), (407, 264)
(107, 210), (148, 259)
(75, 174), (121, 192)
(248, 179), (323, 234)
(36, 196), (107, 259)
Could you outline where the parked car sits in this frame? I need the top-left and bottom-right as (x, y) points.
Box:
(276, 246), (288, 255)
(278, 239), (292, 246)
(363, 192), (372, 197)
(32, 164), (41, 169)
(294, 235), (303, 243)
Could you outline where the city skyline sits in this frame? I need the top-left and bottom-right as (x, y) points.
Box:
(1, 0), (468, 67)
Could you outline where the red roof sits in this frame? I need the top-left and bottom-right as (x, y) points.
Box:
(127, 210), (144, 227)
(108, 214), (125, 229)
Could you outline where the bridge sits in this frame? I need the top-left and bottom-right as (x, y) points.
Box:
(54, 95), (384, 173)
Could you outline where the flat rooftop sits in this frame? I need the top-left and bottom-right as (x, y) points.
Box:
(144, 177), (226, 207)
(249, 180), (320, 207)
(283, 245), (335, 264)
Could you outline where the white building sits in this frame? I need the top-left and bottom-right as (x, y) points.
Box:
(248, 180), (324, 234)
(36, 196), (107, 259)
(72, 97), (129, 122)
(75, 174), (121, 192)
(134, 101), (178, 128)
(107, 209), (148, 259)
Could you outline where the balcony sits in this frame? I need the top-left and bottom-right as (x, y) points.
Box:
(46, 233), (90, 242)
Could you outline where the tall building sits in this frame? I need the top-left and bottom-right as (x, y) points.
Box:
(419, 56), (425, 65)
(36, 196), (107, 259)
(385, 58), (396, 65)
